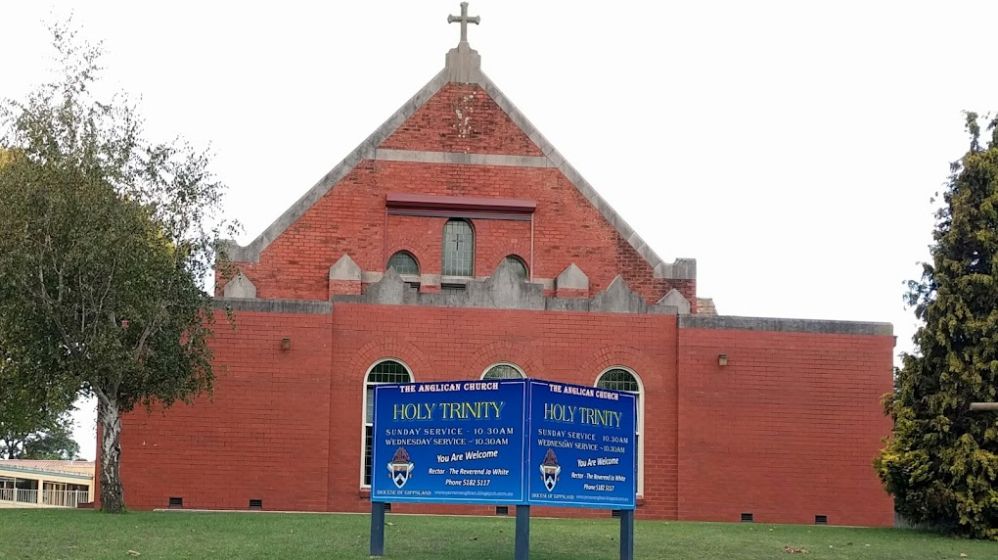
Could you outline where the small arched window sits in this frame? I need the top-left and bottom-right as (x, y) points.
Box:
(482, 363), (526, 380)
(442, 219), (474, 276)
(362, 360), (413, 487)
(597, 368), (640, 393)
(503, 255), (528, 280)
(596, 367), (644, 495)
(387, 251), (419, 276)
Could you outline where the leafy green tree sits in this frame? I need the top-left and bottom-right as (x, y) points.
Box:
(0, 356), (76, 459)
(876, 113), (998, 539)
(21, 417), (82, 460)
(0, 24), (235, 512)
(1, 407), (81, 461)
(0, 151), (80, 461)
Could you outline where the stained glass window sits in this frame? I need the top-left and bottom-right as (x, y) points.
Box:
(387, 251), (419, 276)
(442, 219), (474, 276)
(482, 363), (525, 380)
(596, 368), (640, 393)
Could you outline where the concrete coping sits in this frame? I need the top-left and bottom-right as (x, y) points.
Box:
(329, 254), (362, 281)
(678, 315), (893, 336)
(222, 272), (256, 299)
(556, 263), (589, 291)
(213, 298), (332, 315)
(657, 289), (691, 315)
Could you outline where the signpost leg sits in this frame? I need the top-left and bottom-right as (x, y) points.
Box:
(619, 509), (634, 560)
(515, 505), (530, 560)
(370, 501), (386, 556)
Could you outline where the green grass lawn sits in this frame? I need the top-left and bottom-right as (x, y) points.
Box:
(0, 509), (994, 560)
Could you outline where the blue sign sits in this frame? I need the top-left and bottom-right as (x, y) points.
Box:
(371, 380), (528, 504)
(526, 380), (636, 509)
(371, 378), (636, 510)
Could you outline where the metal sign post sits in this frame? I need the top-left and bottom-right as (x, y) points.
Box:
(370, 501), (386, 556)
(619, 509), (634, 560)
(515, 505), (530, 560)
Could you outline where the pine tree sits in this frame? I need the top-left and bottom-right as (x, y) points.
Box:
(876, 113), (998, 539)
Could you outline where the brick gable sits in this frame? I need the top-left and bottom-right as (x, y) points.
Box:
(222, 80), (697, 304)
(380, 83), (543, 156)
(221, 49), (694, 308)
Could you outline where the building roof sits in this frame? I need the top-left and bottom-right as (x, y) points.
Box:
(0, 460), (95, 481)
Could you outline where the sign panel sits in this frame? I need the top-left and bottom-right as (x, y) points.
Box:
(526, 380), (637, 509)
(371, 378), (636, 510)
(371, 380), (528, 504)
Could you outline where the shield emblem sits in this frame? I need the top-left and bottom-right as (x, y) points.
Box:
(387, 447), (415, 489)
(390, 463), (414, 488)
(539, 448), (561, 492)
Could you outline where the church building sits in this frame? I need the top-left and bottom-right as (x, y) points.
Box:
(116, 5), (895, 526)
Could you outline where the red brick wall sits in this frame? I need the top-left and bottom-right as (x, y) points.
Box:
(222, 83), (691, 305)
(119, 310), (333, 511)
(117, 307), (894, 526)
(381, 83), (543, 155)
(119, 304), (679, 517)
(326, 303), (678, 519)
(675, 327), (895, 527)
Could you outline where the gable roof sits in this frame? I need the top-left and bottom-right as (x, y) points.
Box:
(225, 43), (694, 281)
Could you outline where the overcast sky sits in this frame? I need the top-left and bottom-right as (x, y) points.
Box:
(5, 1), (998, 460)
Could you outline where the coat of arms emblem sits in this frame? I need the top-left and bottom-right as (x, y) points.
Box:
(539, 448), (561, 492)
(387, 447), (415, 489)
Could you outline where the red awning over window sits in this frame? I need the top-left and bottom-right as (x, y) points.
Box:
(386, 192), (536, 220)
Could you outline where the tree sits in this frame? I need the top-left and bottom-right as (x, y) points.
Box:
(0, 24), (235, 512)
(1, 405), (80, 461)
(876, 113), (998, 539)
(21, 418), (81, 460)
(0, 374), (76, 460)
(0, 177), (79, 461)
(1, 358), (75, 459)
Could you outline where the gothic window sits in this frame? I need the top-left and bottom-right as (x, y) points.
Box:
(482, 363), (526, 380)
(442, 219), (474, 276)
(387, 251), (420, 276)
(362, 360), (413, 487)
(503, 255), (528, 280)
(596, 367), (644, 495)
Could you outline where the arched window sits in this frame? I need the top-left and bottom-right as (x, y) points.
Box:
(362, 360), (413, 486)
(596, 367), (645, 495)
(503, 255), (528, 280)
(597, 368), (640, 392)
(442, 219), (474, 276)
(387, 251), (419, 276)
(482, 363), (526, 380)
